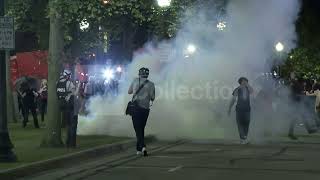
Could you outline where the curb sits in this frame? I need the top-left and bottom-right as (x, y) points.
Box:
(0, 136), (156, 179)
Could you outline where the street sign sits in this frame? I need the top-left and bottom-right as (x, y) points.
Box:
(0, 17), (14, 50)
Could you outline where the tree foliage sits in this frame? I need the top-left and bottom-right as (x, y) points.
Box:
(281, 48), (320, 79)
(7, 0), (49, 50)
(7, 0), (201, 58)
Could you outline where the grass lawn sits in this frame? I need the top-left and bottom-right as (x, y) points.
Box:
(0, 122), (129, 171)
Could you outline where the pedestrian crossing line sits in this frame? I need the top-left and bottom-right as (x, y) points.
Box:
(168, 165), (183, 172)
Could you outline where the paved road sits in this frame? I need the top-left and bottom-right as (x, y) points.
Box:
(25, 136), (320, 180)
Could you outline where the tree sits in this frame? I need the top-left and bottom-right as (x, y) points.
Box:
(281, 48), (320, 79)
(7, 0), (50, 50)
(296, 0), (320, 49)
(41, 0), (64, 147)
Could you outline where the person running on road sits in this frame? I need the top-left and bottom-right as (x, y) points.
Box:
(128, 67), (155, 156)
(228, 77), (253, 144)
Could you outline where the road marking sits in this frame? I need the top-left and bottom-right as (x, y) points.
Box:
(168, 165), (183, 172)
(152, 156), (186, 159)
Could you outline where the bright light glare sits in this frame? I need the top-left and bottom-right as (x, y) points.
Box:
(80, 19), (89, 31)
(273, 71), (278, 76)
(275, 42), (284, 52)
(103, 68), (114, 81)
(157, 0), (171, 7)
(116, 66), (122, 72)
(102, 0), (109, 4)
(187, 44), (197, 54)
(217, 21), (227, 31)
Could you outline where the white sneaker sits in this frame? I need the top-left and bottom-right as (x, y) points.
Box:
(136, 151), (142, 155)
(240, 139), (249, 145)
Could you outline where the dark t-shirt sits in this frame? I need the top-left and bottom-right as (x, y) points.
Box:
(290, 80), (304, 102)
(22, 88), (36, 105)
(233, 86), (251, 112)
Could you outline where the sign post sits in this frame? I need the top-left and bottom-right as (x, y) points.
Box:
(0, 0), (17, 162)
(0, 17), (14, 49)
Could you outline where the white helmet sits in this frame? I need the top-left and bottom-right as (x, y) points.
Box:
(63, 69), (72, 77)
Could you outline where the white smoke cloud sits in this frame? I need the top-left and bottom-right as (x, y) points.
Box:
(78, 0), (302, 142)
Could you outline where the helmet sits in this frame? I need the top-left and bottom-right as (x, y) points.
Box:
(63, 69), (72, 77)
(139, 67), (149, 78)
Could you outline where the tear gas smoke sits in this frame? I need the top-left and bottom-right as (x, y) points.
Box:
(78, 0), (302, 142)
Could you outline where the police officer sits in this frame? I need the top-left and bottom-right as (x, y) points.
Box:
(56, 69), (77, 148)
(128, 67), (155, 156)
(228, 77), (253, 144)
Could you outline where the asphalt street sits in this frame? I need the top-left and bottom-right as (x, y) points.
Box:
(25, 137), (320, 180)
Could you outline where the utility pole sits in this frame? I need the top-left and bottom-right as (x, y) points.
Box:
(0, 0), (17, 162)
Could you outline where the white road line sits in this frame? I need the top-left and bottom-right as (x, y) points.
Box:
(168, 165), (183, 172)
(152, 156), (186, 159)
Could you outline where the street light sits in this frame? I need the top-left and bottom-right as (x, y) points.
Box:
(187, 44), (197, 54)
(184, 44), (197, 58)
(275, 42), (284, 52)
(157, 0), (171, 7)
(102, 0), (110, 4)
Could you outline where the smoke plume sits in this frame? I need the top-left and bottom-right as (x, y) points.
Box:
(78, 0), (302, 142)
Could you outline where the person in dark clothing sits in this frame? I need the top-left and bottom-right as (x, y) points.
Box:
(288, 78), (317, 140)
(17, 89), (25, 120)
(38, 79), (48, 122)
(20, 83), (40, 128)
(228, 77), (253, 144)
(66, 81), (81, 148)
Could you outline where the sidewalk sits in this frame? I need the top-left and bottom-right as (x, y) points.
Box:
(0, 123), (133, 178)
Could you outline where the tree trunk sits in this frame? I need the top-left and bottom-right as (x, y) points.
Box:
(41, 0), (64, 147)
(5, 51), (15, 123)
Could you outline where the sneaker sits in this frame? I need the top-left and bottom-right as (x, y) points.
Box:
(240, 139), (249, 145)
(142, 147), (148, 157)
(136, 151), (142, 155)
(288, 134), (298, 140)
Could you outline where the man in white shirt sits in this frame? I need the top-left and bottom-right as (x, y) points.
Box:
(306, 83), (320, 128)
(128, 67), (155, 156)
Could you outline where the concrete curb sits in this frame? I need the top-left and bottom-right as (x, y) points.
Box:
(0, 136), (156, 179)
